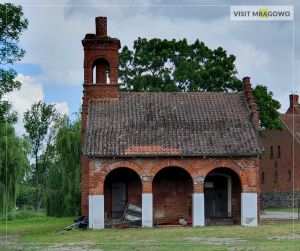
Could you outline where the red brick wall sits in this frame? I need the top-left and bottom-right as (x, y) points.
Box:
(231, 172), (241, 224)
(81, 156), (89, 216)
(153, 167), (193, 224)
(82, 157), (259, 222)
(260, 125), (300, 193)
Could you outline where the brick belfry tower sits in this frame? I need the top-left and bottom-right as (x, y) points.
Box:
(81, 17), (121, 216)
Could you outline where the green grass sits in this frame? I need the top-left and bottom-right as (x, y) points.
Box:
(1, 215), (300, 250)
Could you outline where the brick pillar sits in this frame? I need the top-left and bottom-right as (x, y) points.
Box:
(142, 193), (153, 227)
(192, 193), (205, 226)
(142, 178), (153, 227)
(193, 177), (205, 226)
(81, 156), (89, 216)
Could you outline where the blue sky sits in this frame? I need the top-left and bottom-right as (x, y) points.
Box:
(7, 0), (300, 134)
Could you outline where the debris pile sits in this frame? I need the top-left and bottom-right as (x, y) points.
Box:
(64, 216), (88, 231)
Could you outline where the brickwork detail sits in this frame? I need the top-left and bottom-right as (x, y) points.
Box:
(260, 94), (300, 208)
(82, 156), (259, 217)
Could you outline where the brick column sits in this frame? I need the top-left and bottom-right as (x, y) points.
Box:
(142, 193), (153, 227)
(193, 176), (205, 226)
(81, 156), (89, 216)
(192, 193), (205, 226)
(142, 177), (153, 227)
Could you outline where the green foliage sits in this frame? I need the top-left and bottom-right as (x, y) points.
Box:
(0, 3), (29, 215)
(3, 207), (37, 221)
(23, 101), (59, 156)
(45, 116), (81, 217)
(253, 85), (282, 132)
(23, 101), (59, 210)
(0, 122), (30, 214)
(16, 185), (35, 209)
(0, 3), (28, 122)
(119, 37), (242, 92)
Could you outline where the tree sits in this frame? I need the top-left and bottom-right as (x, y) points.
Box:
(45, 115), (81, 217)
(0, 122), (29, 214)
(119, 37), (242, 92)
(254, 85), (282, 131)
(0, 3), (28, 122)
(119, 37), (281, 130)
(0, 3), (29, 215)
(23, 101), (59, 210)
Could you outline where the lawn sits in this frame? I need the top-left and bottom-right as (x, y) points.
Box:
(1, 214), (300, 250)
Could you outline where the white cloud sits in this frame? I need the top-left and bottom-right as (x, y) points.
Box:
(53, 102), (69, 115)
(5, 74), (70, 135)
(5, 74), (44, 135)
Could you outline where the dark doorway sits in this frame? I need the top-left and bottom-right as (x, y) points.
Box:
(152, 167), (193, 225)
(204, 176), (228, 218)
(111, 182), (127, 218)
(104, 168), (142, 223)
(204, 168), (241, 225)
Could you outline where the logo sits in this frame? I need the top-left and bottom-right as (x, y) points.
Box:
(230, 6), (294, 21)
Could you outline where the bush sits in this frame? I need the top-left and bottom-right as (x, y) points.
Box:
(16, 185), (35, 209)
(0, 207), (41, 221)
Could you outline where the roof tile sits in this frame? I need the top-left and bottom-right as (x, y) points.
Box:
(83, 92), (264, 157)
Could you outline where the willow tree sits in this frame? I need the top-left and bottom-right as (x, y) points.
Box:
(45, 116), (81, 216)
(23, 101), (59, 210)
(0, 3), (29, 214)
(0, 123), (29, 214)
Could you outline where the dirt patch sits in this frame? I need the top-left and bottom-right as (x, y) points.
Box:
(137, 239), (157, 244)
(228, 247), (256, 251)
(182, 237), (247, 245)
(46, 241), (102, 251)
(268, 234), (300, 240)
(0, 233), (17, 244)
(0, 237), (102, 251)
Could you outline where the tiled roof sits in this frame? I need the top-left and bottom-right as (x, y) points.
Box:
(83, 92), (264, 157)
(280, 114), (300, 144)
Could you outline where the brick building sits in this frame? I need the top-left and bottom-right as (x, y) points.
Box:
(81, 17), (264, 229)
(260, 94), (300, 208)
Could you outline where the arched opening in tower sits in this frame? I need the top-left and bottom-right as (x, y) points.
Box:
(92, 58), (110, 84)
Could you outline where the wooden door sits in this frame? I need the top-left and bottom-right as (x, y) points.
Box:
(205, 176), (228, 218)
(111, 182), (127, 219)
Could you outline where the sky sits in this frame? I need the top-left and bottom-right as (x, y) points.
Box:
(5, 0), (300, 135)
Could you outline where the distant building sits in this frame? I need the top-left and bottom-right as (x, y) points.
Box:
(81, 17), (263, 229)
(260, 94), (300, 208)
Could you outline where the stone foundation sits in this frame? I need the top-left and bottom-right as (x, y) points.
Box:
(261, 192), (300, 208)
